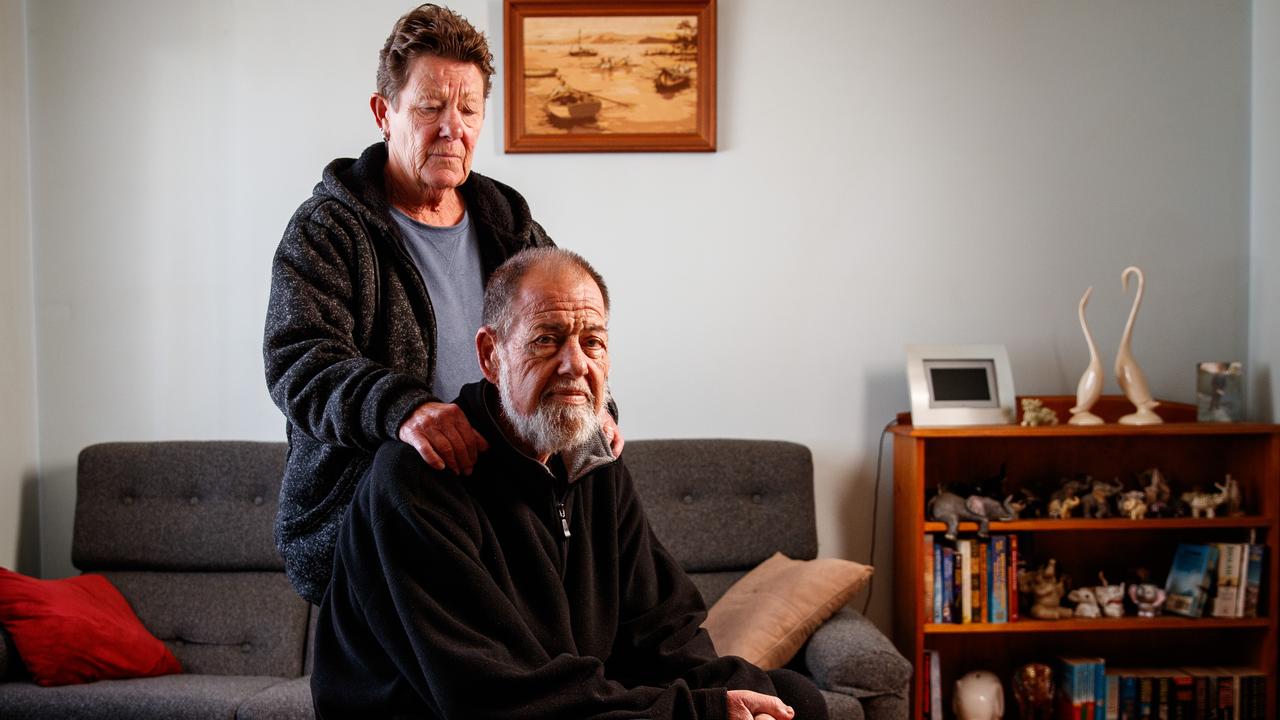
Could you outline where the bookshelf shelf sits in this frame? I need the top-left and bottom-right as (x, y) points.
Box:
(892, 396), (1280, 720)
(924, 616), (1270, 635)
(924, 517), (1273, 533)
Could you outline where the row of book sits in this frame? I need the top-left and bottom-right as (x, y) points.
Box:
(919, 652), (1268, 720)
(923, 534), (1018, 623)
(1060, 656), (1267, 720)
(1164, 542), (1265, 619)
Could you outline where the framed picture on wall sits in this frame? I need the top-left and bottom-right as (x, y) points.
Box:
(503, 0), (716, 153)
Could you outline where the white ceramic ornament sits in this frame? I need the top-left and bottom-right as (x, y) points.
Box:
(1114, 266), (1162, 425)
(1069, 286), (1104, 425)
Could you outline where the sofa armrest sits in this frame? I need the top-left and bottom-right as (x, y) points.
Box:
(0, 623), (15, 680)
(804, 608), (912, 701)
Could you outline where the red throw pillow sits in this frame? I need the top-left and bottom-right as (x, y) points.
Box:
(0, 568), (182, 686)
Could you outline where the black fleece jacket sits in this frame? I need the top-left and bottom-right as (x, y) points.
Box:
(311, 381), (775, 719)
(263, 143), (553, 604)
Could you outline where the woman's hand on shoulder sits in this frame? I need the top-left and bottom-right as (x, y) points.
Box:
(398, 401), (489, 475)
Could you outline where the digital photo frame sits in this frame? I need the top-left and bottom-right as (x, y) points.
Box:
(905, 344), (1016, 427)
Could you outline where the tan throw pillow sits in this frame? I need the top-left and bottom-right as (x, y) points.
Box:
(702, 552), (873, 670)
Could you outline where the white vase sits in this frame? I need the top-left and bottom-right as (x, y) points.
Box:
(1069, 286), (1104, 425)
(1114, 266), (1162, 425)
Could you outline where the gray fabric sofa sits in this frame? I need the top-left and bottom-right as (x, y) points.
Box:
(0, 439), (909, 719)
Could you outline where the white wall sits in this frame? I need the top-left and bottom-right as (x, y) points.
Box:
(1, 0), (39, 574)
(1253, 0), (1280, 422)
(25, 0), (1250, 630)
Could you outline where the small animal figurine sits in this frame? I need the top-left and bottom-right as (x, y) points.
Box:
(1012, 663), (1054, 720)
(1140, 468), (1172, 517)
(1068, 586), (1101, 618)
(1014, 487), (1045, 519)
(1069, 286), (1105, 426)
(1181, 488), (1227, 518)
(1095, 573), (1126, 618)
(1020, 398), (1059, 427)
(1220, 475), (1244, 516)
(1020, 559), (1074, 620)
(1129, 582), (1167, 617)
(1118, 490), (1148, 520)
(929, 490), (1015, 540)
(1048, 495), (1081, 519)
(1114, 266), (1163, 425)
(1080, 479), (1123, 518)
(954, 670), (1004, 720)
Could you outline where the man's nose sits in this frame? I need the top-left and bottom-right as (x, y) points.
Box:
(556, 340), (589, 377)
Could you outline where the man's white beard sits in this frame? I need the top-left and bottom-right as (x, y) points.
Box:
(497, 353), (602, 458)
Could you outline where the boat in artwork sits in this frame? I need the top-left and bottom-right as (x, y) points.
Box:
(568, 29), (597, 57)
(543, 85), (603, 123)
(654, 66), (691, 92)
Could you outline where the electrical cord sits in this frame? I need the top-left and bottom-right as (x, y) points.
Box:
(861, 418), (899, 615)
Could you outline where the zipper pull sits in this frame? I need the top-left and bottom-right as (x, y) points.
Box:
(556, 502), (571, 539)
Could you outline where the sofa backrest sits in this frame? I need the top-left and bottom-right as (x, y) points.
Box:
(72, 441), (308, 678)
(623, 439), (817, 605)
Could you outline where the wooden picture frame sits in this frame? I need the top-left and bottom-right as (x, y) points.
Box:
(503, 0), (716, 153)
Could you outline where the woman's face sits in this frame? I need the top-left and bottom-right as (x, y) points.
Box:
(375, 54), (485, 198)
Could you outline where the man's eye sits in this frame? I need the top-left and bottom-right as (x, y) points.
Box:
(534, 335), (556, 345)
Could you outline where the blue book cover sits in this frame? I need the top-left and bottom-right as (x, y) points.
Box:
(1243, 544), (1264, 617)
(941, 547), (955, 623)
(1094, 660), (1107, 720)
(1119, 674), (1138, 720)
(1164, 543), (1219, 617)
(933, 541), (944, 623)
(989, 535), (1008, 623)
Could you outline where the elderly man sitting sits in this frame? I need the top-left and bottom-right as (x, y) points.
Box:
(312, 248), (827, 719)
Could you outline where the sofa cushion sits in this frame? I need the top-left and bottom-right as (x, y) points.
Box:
(0, 674), (285, 720)
(104, 571), (308, 677)
(625, 439), (817, 573)
(0, 569), (181, 686)
(702, 553), (872, 670)
(73, 442), (286, 572)
(805, 608), (913, 697)
(236, 675), (315, 720)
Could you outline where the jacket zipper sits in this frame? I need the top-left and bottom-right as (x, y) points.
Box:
(553, 487), (572, 578)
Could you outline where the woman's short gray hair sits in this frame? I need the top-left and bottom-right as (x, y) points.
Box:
(482, 248), (610, 337)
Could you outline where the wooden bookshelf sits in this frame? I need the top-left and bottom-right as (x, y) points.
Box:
(892, 397), (1279, 719)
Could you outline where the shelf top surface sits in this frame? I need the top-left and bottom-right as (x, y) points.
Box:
(894, 421), (1280, 438)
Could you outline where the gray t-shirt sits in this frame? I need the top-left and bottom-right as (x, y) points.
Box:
(390, 207), (486, 403)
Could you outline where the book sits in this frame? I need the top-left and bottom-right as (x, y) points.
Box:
(1093, 660), (1106, 720)
(923, 534), (935, 623)
(1210, 543), (1244, 618)
(1008, 534), (1020, 622)
(1179, 667), (1215, 720)
(933, 540), (944, 623)
(941, 546), (955, 623)
(929, 649), (943, 720)
(1164, 543), (1220, 618)
(990, 535), (1009, 623)
(958, 539), (973, 623)
(1058, 657), (1098, 720)
(976, 541), (987, 622)
(1169, 671), (1193, 720)
(1242, 543), (1264, 618)
(1104, 671), (1121, 720)
(921, 649), (931, 719)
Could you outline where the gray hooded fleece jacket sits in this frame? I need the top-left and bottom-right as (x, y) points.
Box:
(263, 142), (553, 604)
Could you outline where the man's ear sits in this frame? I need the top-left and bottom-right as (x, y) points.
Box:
(476, 326), (501, 384)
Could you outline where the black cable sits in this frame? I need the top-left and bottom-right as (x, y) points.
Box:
(862, 418), (899, 615)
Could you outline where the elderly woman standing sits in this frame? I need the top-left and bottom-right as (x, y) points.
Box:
(264, 4), (619, 605)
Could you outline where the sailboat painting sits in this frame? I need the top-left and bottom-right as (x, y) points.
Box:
(505, 1), (717, 152)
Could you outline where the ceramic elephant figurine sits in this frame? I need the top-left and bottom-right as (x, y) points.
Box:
(954, 670), (1005, 720)
(929, 491), (1016, 540)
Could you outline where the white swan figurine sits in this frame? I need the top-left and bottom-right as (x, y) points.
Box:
(1114, 266), (1162, 425)
(1069, 286), (1104, 425)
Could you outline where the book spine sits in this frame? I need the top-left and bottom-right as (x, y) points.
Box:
(1232, 543), (1248, 618)
(941, 547), (955, 623)
(1095, 661), (1107, 720)
(1009, 534), (1020, 622)
(990, 535), (1007, 623)
(921, 650), (931, 720)
(1105, 671), (1120, 720)
(1242, 544), (1264, 618)
(923, 534), (935, 624)
(1120, 674), (1138, 720)
(959, 539), (972, 623)
(933, 541), (944, 623)
(929, 649), (942, 720)
(975, 540), (987, 623)
(1211, 543), (1242, 618)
